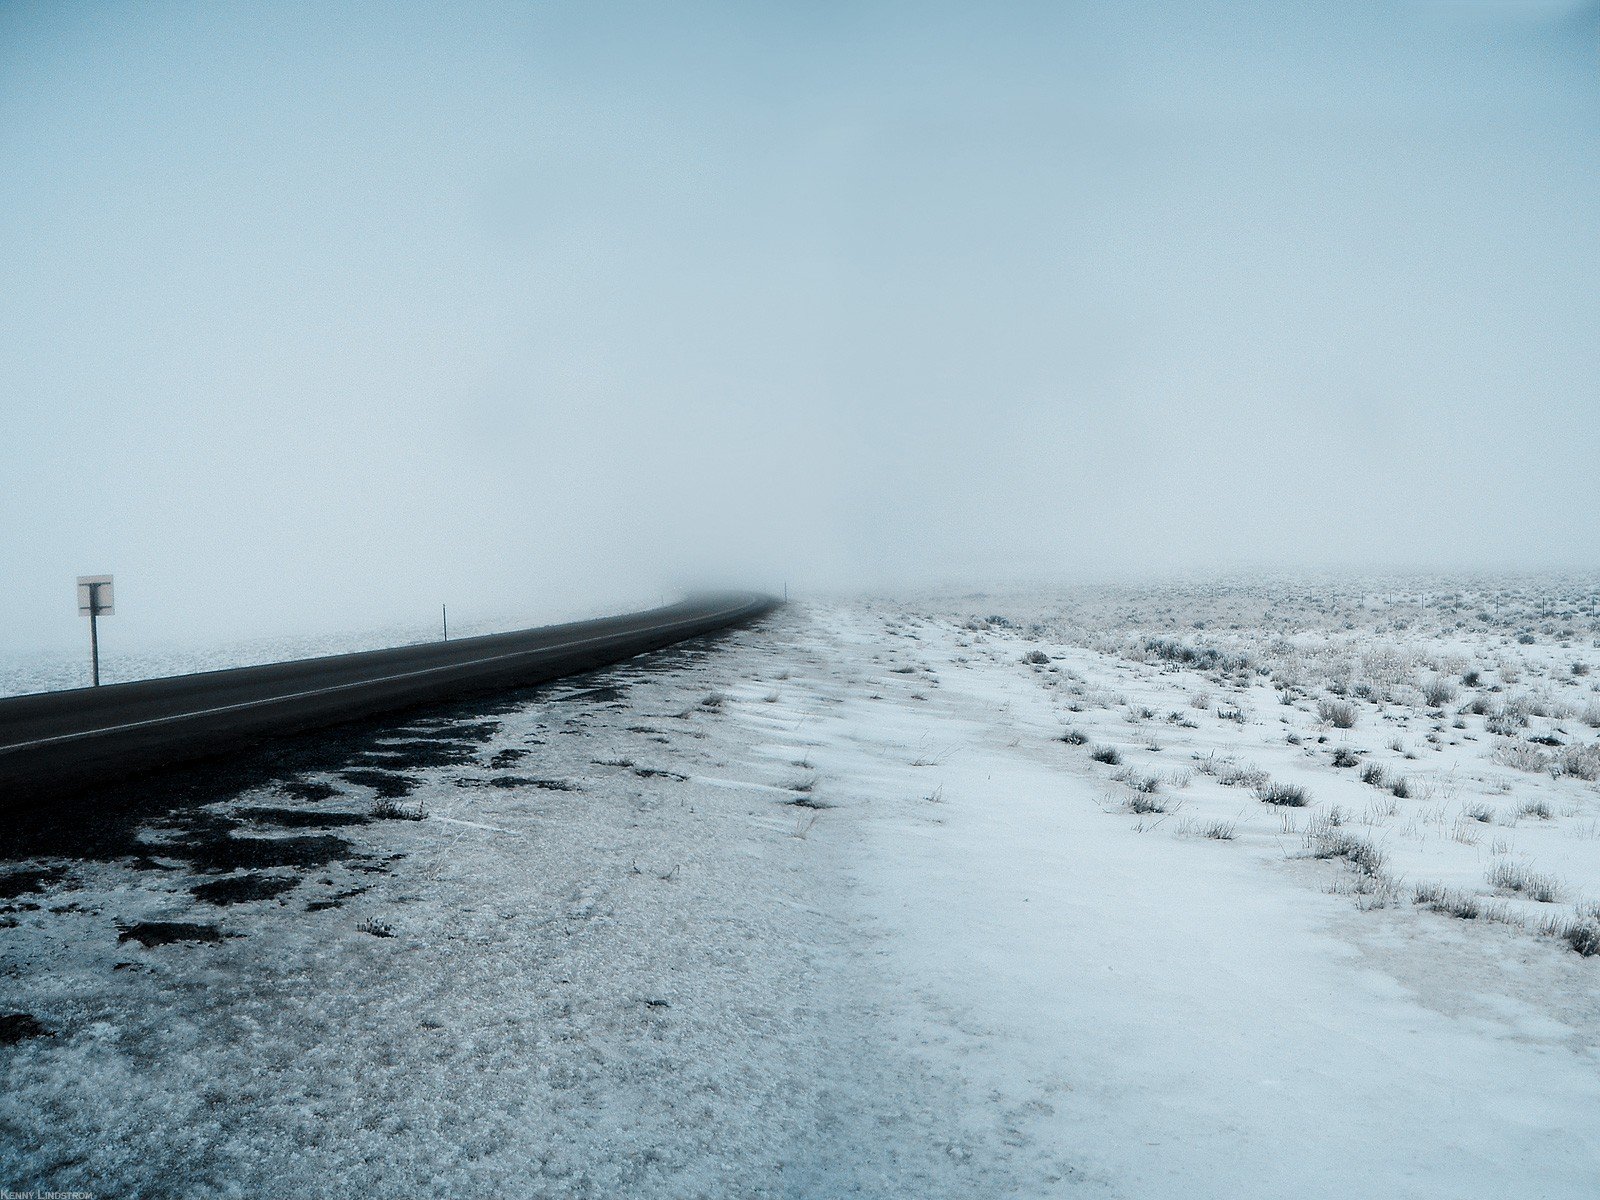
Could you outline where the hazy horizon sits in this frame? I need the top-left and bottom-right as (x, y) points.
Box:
(4, 1), (1597, 657)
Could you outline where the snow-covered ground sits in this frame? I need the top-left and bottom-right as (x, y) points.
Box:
(4, 581), (1599, 1197)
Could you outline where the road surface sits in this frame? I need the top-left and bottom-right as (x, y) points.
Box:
(0, 593), (775, 805)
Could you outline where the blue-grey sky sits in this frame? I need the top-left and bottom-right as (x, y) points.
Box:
(3, 1), (1597, 653)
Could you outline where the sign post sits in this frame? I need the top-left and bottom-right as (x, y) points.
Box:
(76, 575), (114, 687)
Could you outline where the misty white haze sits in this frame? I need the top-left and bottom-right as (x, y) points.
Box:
(7, 7), (1600, 1199)
(3, 1), (1596, 660)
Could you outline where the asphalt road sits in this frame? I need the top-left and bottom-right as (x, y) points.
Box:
(0, 593), (776, 806)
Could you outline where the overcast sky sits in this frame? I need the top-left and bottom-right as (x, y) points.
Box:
(3, 1), (1597, 653)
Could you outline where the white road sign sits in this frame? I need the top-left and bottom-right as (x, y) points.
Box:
(77, 575), (114, 616)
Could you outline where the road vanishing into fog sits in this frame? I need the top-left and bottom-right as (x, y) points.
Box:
(0, 593), (776, 806)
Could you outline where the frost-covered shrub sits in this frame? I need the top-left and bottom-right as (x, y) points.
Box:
(1141, 637), (1253, 674)
(1556, 743), (1600, 782)
(370, 798), (426, 820)
(1317, 698), (1357, 729)
(1307, 828), (1387, 877)
(1413, 883), (1505, 922)
(1486, 710), (1525, 737)
(1218, 762), (1268, 789)
(1493, 743), (1549, 774)
(1558, 919), (1600, 956)
(1113, 768), (1161, 794)
(1256, 780), (1310, 807)
(1503, 693), (1537, 721)
(1487, 861), (1564, 903)
(1420, 677), (1458, 708)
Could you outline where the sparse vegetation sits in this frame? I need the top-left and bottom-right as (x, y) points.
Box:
(370, 798), (425, 820)
(1412, 883), (1508, 922)
(1494, 742), (1549, 773)
(1487, 861), (1564, 903)
(1142, 637), (1252, 674)
(1255, 780), (1310, 807)
(1539, 912), (1600, 956)
(955, 575), (1600, 962)
(1306, 826), (1387, 877)
(1318, 698), (1357, 729)
(1217, 761), (1268, 790)
(1420, 677), (1457, 708)
(1112, 768), (1161, 794)
(1556, 743), (1600, 781)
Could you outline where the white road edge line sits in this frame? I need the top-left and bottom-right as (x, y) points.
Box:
(0, 602), (757, 755)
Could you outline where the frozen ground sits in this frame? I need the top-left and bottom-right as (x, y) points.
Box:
(3, 579), (1599, 1197)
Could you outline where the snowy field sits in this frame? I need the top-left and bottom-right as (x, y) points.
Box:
(3, 577), (1599, 1197)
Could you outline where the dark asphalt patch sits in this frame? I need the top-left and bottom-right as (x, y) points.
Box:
(190, 874), (300, 905)
(151, 833), (354, 873)
(558, 685), (628, 705)
(356, 739), (479, 770)
(339, 769), (415, 798)
(237, 806), (371, 829)
(408, 721), (501, 742)
(0, 867), (65, 899)
(0, 1013), (53, 1044)
(282, 779), (341, 802)
(1, 717), (489, 863)
(117, 921), (227, 947)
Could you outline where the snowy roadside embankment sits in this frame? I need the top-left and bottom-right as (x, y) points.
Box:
(1, 612), (1008, 1197)
(768, 602), (1600, 1198)
(4, 595), (1598, 1197)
